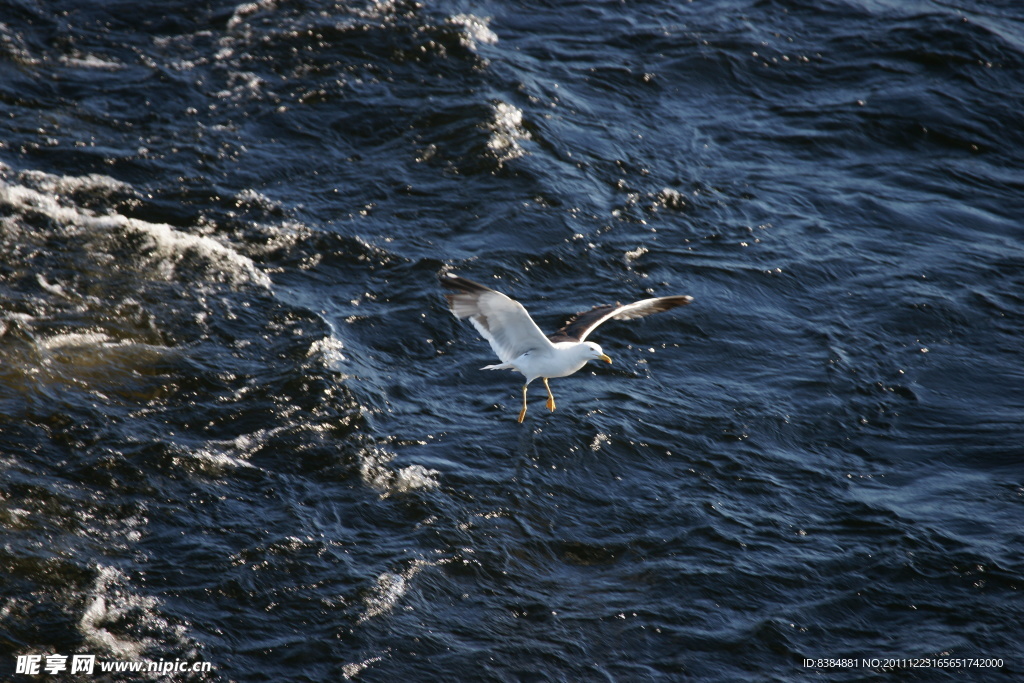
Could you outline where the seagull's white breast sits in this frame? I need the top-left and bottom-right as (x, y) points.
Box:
(513, 342), (592, 381)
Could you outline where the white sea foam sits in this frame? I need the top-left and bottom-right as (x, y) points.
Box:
(358, 446), (440, 498)
(188, 447), (258, 476)
(226, 0), (281, 31)
(59, 54), (122, 70)
(0, 172), (271, 288)
(390, 464), (442, 493)
(307, 335), (347, 368)
(655, 187), (688, 210)
(77, 565), (199, 677)
(79, 567), (158, 660)
(17, 167), (133, 197)
(40, 331), (116, 350)
(358, 560), (429, 624)
(132, 220), (272, 287)
(487, 102), (530, 162)
(35, 274), (68, 298)
(0, 22), (39, 66)
(234, 187), (283, 212)
(624, 246), (649, 262)
(342, 653), (387, 679)
(448, 14), (498, 50)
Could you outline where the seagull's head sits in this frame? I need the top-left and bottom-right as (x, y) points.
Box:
(583, 342), (613, 365)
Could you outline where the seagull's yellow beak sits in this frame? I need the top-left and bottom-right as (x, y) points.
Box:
(599, 354), (612, 364)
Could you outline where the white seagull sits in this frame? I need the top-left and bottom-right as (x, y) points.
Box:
(440, 273), (693, 422)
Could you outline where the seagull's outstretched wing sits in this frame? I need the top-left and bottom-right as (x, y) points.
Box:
(440, 273), (553, 363)
(549, 295), (694, 343)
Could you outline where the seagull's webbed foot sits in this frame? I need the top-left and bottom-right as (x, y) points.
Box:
(543, 377), (556, 412)
(517, 384), (528, 423)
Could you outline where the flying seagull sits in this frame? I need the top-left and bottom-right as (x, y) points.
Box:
(440, 273), (693, 422)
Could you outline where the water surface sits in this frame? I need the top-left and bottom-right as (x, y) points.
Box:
(1, 0), (1022, 680)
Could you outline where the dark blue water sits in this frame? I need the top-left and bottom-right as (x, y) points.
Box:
(1, 0), (1022, 680)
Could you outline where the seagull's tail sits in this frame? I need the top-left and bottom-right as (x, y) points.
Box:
(481, 362), (516, 371)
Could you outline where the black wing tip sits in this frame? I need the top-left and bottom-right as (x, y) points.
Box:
(657, 295), (694, 310)
(552, 294), (694, 342)
(438, 271), (493, 294)
(550, 304), (617, 343)
(567, 296), (692, 319)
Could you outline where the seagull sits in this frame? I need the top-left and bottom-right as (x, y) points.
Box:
(440, 273), (693, 422)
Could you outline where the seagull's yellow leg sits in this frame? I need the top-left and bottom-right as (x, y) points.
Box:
(543, 378), (556, 412)
(517, 384), (528, 423)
